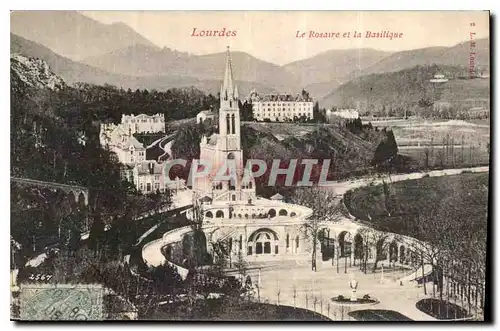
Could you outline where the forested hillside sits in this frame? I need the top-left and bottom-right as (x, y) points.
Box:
(322, 64), (490, 117)
(11, 56), (172, 262)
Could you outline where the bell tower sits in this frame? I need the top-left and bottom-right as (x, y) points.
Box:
(219, 46), (241, 151)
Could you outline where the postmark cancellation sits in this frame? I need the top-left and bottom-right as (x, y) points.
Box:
(19, 283), (103, 321)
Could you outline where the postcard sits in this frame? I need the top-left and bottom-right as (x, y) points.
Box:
(10, 10), (490, 322)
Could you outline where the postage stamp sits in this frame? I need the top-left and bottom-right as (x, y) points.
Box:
(19, 283), (103, 321)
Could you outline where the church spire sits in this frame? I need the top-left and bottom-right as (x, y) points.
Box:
(221, 46), (238, 103)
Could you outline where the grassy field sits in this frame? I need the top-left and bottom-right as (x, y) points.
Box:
(344, 172), (489, 241)
(400, 145), (490, 169)
(369, 118), (491, 168)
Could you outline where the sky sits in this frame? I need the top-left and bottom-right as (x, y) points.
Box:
(81, 11), (489, 65)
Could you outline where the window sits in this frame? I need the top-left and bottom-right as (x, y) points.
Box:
(231, 114), (236, 134)
(264, 242), (271, 254)
(155, 175), (160, 180)
(139, 183), (144, 191)
(232, 194), (236, 201)
(256, 242), (263, 254)
(146, 183), (152, 192)
(154, 183), (160, 190)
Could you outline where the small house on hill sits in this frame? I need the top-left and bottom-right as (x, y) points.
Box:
(197, 110), (216, 124)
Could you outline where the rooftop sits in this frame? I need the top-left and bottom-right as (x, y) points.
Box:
(258, 94), (313, 102)
(198, 110), (216, 116)
(118, 135), (145, 150)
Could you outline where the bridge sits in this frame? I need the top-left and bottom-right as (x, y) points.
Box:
(11, 177), (89, 206)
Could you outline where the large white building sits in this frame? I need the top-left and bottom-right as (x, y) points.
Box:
(100, 114), (167, 194)
(121, 113), (165, 134)
(249, 91), (314, 122)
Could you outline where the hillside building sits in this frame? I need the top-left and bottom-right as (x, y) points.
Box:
(196, 110), (217, 124)
(121, 113), (165, 134)
(100, 115), (167, 194)
(133, 161), (167, 193)
(430, 73), (449, 83)
(327, 108), (359, 119)
(249, 90), (314, 122)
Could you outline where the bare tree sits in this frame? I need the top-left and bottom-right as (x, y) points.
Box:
(290, 187), (343, 272)
(356, 227), (390, 273)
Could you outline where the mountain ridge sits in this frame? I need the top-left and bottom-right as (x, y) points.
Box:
(10, 14), (490, 101)
(10, 33), (277, 96)
(10, 11), (158, 60)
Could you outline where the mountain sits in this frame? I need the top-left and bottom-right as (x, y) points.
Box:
(11, 53), (65, 91)
(81, 44), (190, 76)
(11, 33), (133, 86)
(321, 64), (490, 115)
(82, 45), (297, 91)
(362, 38), (490, 75)
(10, 34), (277, 96)
(320, 38), (490, 109)
(284, 48), (391, 88)
(10, 11), (157, 60)
(293, 39), (489, 101)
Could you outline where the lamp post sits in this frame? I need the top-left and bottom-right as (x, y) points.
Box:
(336, 248), (340, 273)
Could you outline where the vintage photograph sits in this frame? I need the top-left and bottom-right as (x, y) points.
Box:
(10, 10), (490, 321)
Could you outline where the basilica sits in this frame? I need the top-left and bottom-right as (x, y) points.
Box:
(191, 48), (313, 262)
